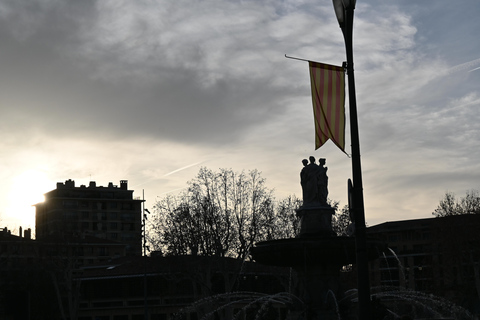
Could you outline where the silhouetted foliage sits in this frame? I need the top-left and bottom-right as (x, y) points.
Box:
(433, 190), (480, 217)
(148, 167), (301, 260)
(332, 205), (352, 236)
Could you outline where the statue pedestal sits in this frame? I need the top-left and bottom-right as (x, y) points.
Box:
(295, 205), (342, 319)
(296, 205), (336, 238)
(294, 263), (343, 320)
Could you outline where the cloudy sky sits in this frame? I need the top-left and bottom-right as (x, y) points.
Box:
(1, 0), (479, 233)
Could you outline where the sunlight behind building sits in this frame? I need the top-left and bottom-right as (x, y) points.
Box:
(5, 169), (52, 230)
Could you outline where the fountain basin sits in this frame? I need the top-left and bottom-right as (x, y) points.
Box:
(251, 236), (385, 267)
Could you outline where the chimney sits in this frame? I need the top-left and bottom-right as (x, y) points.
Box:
(25, 228), (32, 240)
(65, 179), (75, 188)
(120, 180), (128, 190)
(19, 226), (23, 238)
(89, 181), (96, 188)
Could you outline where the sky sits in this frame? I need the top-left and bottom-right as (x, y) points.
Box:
(1, 0), (479, 234)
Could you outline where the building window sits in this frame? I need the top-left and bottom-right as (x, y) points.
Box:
(388, 234), (398, 242)
(121, 213), (134, 221)
(63, 200), (78, 208)
(102, 192), (114, 199)
(63, 212), (79, 220)
(99, 247), (107, 256)
(122, 233), (135, 241)
(122, 203), (133, 210)
(413, 244), (424, 252)
(121, 223), (135, 231)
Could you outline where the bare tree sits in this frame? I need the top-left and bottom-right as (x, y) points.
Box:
(269, 195), (302, 239)
(460, 190), (480, 214)
(148, 167), (300, 260)
(433, 190), (480, 217)
(148, 194), (206, 256)
(332, 205), (352, 236)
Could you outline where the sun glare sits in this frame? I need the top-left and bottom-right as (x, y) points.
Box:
(6, 170), (52, 231)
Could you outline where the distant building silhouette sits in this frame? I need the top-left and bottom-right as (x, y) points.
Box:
(34, 179), (143, 256)
(368, 214), (480, 313)
(76, 256), (291, 320)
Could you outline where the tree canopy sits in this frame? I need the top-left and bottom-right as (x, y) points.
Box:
(147, 167), (301, 260)
(433, 190), (480, 217)
(147, 167), (351, 259)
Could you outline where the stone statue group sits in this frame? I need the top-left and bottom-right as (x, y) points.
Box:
(300, 156), (328, 207)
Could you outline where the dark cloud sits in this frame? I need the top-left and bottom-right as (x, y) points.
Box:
(0, 0), (304, 146)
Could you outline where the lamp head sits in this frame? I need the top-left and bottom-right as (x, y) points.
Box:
(332, 0), (356, 25)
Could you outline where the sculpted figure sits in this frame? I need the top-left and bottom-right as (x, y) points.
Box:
(300, 159), (309, 202)
(317, 158), (328, 205)
(300, 156), (329, 206)
(300, 156), (319, 205)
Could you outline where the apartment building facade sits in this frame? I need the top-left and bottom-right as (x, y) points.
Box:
(35, 179), (143, 256)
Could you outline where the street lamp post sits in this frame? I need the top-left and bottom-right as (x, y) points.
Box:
(143, 191), (149, 320)
(332, 0), (372, 319)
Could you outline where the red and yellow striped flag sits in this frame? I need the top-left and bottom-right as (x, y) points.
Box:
(309, 61), (345, 151)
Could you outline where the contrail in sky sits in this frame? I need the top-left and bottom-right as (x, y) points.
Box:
(132, 161), (205, 189)
(447, 58), (480, 74)
(163, 161), (204, 177)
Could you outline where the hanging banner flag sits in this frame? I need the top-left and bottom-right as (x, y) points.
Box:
(309, 61), (346, 151)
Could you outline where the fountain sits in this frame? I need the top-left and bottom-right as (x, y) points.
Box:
(171, 157), (472, 320)
(251, 157), (385, 320)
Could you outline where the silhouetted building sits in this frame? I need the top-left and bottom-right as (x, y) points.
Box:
(38, 234), (128, 265)
(0, 227), (43, 319)
(0, 226), (131, 319)
(76, 255), (291, 320)
(35, 179), (143, 256)
(0, 226), (35, 267)
(368, 214), (480, 313)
